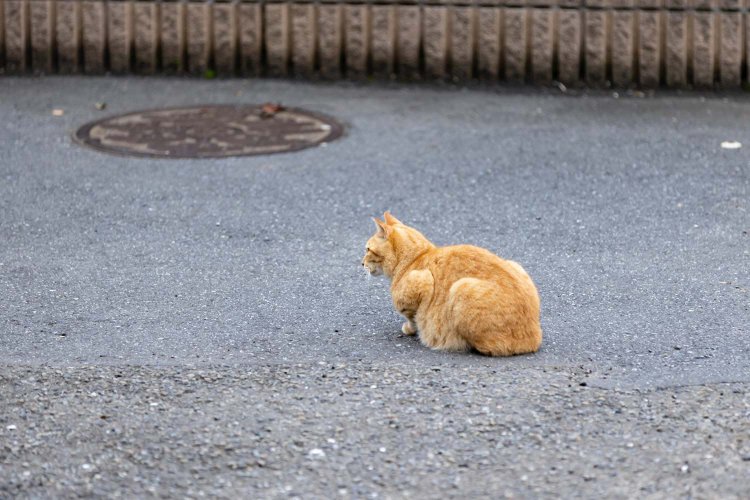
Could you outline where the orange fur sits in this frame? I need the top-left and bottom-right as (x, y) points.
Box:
(362, 212), (542, 356)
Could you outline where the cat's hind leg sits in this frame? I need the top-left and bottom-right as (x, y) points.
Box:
(448, 277), (540, 356)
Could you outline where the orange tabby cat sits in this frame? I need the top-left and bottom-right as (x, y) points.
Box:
(362, 212), (542, 356)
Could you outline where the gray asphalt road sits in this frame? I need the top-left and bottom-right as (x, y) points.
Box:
(1, 77), (749, 498)
(2, 365), (748, 499)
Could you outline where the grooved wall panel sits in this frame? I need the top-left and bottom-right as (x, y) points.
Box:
(239, 3), (262, 76)
(451, 7), (475, 81)
(666, 12), (688, 87)
(719, 12), (741, 86)
(584, 10), (606, 83)
(531, 9), (553, 83)
(396, 5), (420, 79)
(557, 10), (581, 85)
(82, 0), (106, 74)
(135, 2), (159, 74)
(30, 1), (54, 73)
(56, 0), (81, 74)
(504, 8), (527, 81)
(638, 11), (661, 87)
(477, 8), (501, 80)
(5, 0), (28, 73)
(611, 12), (634, 87)
(291, 4), (316, 76)
(318, 4), (343, 78)
(187, 2), (211, 75)
(423, 7), (448, 79)
(371, 5), (396, 78)
(0, 0), (5, 69)
(345, 5), (369, 78)
(108, 1), (133, 74)
(213, 2), (238, 75)
(161, 1), (185, 74)
(2, 0), (749, 88)
(692, 12), (715, 87)
(265, 4), (290, 77)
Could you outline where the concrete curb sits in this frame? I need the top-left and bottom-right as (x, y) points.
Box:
(1, 0), (748, 87)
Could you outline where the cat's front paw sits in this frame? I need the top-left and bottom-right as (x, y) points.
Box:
(401, 321), (417, 336)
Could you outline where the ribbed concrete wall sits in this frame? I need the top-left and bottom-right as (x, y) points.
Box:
(1, 0), (748, 87)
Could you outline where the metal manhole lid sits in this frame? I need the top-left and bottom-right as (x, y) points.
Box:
(74, 104), (343, 159)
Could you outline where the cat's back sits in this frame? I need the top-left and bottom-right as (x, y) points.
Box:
(426, 244), (536, 295)
(428, 244), (511, 275)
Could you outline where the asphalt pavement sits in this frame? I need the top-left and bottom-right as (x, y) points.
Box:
(1, 77), (748, 498)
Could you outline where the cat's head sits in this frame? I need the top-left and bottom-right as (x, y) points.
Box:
(362, 212), (431, 278)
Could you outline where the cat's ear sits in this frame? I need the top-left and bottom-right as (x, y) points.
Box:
(383, 211), (402, 226)
(372, 217), (388, 238)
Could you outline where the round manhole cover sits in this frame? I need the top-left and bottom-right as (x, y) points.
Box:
(74, 104), (343, 158)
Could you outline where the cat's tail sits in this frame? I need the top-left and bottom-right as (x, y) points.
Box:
(448, 277), (542, 357)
